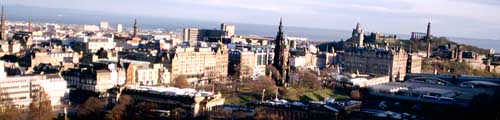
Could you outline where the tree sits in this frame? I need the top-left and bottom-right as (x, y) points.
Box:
(105, 95), (133, 120)
(298, 69), (321, 89)
(0, 89), (23, 120)
(254, 108), (282, 120)
(28, 90), (55, 120)
(173, 75), (190, 88)
(171, 107), (188, 119)
(129, 102), (158, 120)
(267, 65), (281, 81)
(76, 97), (107, 120)
(242, 76), (277, 98)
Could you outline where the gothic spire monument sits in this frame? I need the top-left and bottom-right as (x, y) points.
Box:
(273, 18), (290, 86)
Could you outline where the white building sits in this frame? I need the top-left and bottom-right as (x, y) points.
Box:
(83, 25), (100, 32)
(100, 21), (109, 31)
(0, 61), (69, 110)
(116, 24), (123, 33)
(73, 33), (116, 53)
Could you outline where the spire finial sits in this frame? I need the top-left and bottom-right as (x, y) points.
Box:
(133, 18), (138, 37)
(279, 17), (283, 31)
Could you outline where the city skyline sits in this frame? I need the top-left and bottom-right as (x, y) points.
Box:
(7, 0), (500, 40)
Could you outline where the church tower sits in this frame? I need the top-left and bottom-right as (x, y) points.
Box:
(273, 18), (290, 86)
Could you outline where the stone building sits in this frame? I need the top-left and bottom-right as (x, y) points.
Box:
(30, 48), (80, 69)
(407, 53), (423, 74)
(340, 46), (408, 81)
(170, 43), (228, 85)
(229, 48), (256, 79)
(62, 62), (126, 93)
(125, 63), (169, 86)
(364, 32), (397, 43)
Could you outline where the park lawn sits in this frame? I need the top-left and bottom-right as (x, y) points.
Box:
(285, 88), (350, 101)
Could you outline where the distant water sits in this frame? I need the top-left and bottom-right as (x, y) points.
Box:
(449, 37), (500, 52)
(8, 4), (500, 53)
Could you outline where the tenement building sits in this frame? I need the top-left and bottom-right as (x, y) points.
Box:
(229, 48), (257, 79)
(170, 42), (228, 85)
(340, 46), (408, 81)
(62, 62), (126, 93)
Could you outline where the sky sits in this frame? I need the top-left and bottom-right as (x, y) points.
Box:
(7, 0), (500, 40)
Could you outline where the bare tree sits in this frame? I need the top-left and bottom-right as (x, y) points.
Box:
(0, 89), (23, 120)
(105, 95), (133, 120)
(76, 97), (107, 120)
(173, 75), (190, 88)
(28, 90), (55, 120)
(242, 76), (277, 98)
(299, 69), (321, 89)
(254, 108), (282, 120)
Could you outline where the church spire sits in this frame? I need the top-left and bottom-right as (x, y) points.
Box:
(133, 18), (138, 37)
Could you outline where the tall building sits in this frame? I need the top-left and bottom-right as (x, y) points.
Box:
(183, 28), (225, 45)
(341, 46), (408, 81)
(351, 22), (364, 47)
(221, 23), (235, 38)
(27, 17), (32, 32)
(100, 21), (109, 31)
(1, 5), (6, 41)
(273, 18), (290, 85)
(183, 28), (200, 45)
(116, 24), (123, 33)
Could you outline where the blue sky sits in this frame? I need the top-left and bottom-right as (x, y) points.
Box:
(7, 0), (500, 40)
